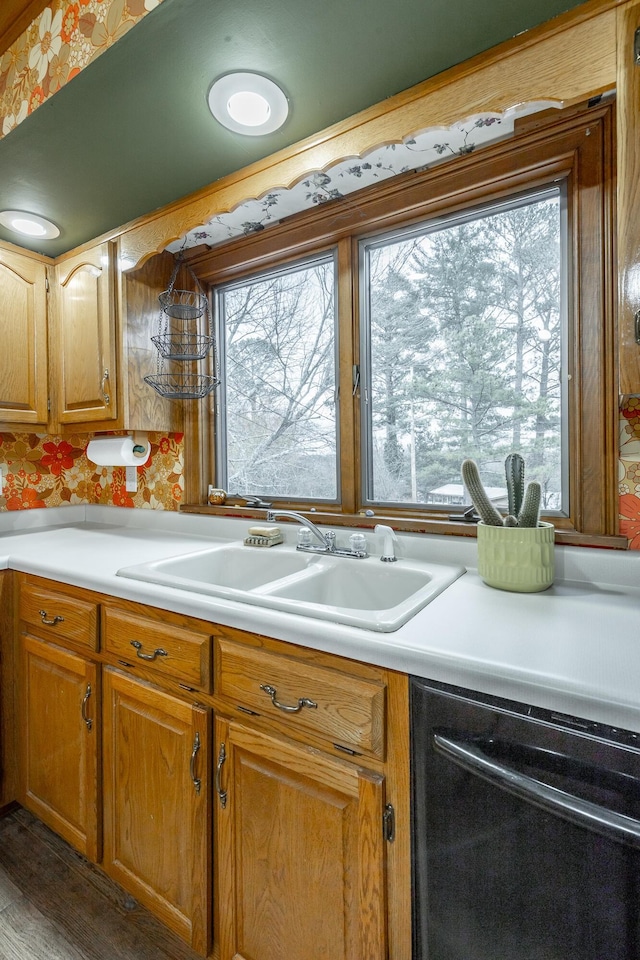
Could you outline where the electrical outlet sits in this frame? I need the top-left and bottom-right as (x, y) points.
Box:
(125, 466), (137, 493)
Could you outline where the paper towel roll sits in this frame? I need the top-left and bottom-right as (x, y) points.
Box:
(86, 436), (151, 466)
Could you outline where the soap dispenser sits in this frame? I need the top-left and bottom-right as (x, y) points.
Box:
(374, 524), (398, 562)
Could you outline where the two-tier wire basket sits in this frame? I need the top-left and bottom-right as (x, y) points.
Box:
(144, 254), (219, 400)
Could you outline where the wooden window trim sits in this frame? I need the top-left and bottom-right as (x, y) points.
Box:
(184, 102), (620, 546)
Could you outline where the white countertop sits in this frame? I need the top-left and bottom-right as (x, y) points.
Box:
(1, 505), (639, 733)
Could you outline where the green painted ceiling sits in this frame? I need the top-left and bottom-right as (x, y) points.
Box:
(0, 0), (587, 257)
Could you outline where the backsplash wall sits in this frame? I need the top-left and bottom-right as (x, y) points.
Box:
(0, 431), (183, 511)
(2, 405), (640, 548)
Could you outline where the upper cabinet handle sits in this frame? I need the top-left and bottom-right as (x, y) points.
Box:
(101, 368), (110, 406)
(39, 609), (64, 626)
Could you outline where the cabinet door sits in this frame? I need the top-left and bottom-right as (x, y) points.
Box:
(214, 717), (387, 960)
(20, 634), (100, 861)
(102, 669), (210, 953)
(0, 246), (48, 424)
(56, 241), (117, 423)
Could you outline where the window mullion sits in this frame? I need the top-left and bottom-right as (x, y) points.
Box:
(337, 237), (357, 514)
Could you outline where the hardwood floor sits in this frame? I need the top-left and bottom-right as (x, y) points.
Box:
(0, 808), (203, 960)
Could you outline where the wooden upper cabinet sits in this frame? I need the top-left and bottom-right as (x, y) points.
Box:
(0, 243), (48, 425)
(55, 241), (117, 423)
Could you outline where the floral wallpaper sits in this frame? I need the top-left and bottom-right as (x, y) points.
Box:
(0, 0), (163, 139)
(0, 431), (183, 511)
(619, 399), (640, 549)
(167, 100), (558, 255)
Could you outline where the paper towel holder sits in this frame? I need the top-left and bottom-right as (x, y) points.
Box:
(86, 433), (151, 467)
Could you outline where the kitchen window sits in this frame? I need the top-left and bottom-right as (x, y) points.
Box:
(215, 253), (339, 501)
(360, 187), (566, 511)
(194, 101), (616, 543)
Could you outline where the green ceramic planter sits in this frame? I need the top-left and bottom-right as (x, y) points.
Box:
(477, 521), (555, 592)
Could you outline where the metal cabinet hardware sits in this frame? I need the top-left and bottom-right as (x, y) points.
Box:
(259, 683), (318, 714)
(39, 609), (64, 626)
(81, 683), (93, 731)
(216, 742), (227, 808)
(237, 704), (260, 717)
(333, 743), (360, 756)
(130, 640), (168, 661)
(383, 803), (395, 842)
(634, 309), (640, 345)
(190, 732), (201, 795)
(101, 368), (110, 406)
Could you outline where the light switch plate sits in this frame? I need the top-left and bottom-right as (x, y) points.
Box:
(125, 466), (137, 492)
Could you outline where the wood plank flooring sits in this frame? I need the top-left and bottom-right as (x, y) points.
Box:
(0, 808), (204, 960)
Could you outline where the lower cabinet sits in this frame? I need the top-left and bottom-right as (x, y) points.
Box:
(13, 577), (410, 959)
(102, 668), (210, 954)
(214, 715), (388, 960)
(20, 633), (100, 861)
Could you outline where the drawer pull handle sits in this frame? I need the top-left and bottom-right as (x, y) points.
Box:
(101, 368), (110, 406)
(130, 640), (168, 662)
(216, 742), (227, 809)
(259, 683), (318, 714)
(190, 732), (201, 795)
(81, 683), (93, 731)
(39, 609), (64, 626)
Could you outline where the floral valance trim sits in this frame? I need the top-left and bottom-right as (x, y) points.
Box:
(167, 100), (559, 254)
(0, 0), (163, 139)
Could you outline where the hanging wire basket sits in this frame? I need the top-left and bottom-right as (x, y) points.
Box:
(158, 288), (208, 320)
(144, 372), (219, 401)
(151, 331), (215, 361)
(145, 251), (220, 401)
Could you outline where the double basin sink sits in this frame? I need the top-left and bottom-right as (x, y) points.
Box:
(117, 542), (465, 632)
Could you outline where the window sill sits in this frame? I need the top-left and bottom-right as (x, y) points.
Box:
(179, 503), (628, 550)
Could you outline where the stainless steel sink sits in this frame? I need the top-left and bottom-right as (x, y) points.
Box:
(116, 542), (464, 632)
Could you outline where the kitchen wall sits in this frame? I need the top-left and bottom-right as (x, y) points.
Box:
(1, 403), (639, 548)
(0, 431), (183, 510)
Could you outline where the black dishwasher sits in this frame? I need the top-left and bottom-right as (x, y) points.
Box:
(410, 677), (640, 960)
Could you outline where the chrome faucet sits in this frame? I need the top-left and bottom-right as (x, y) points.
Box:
(265, 510), (367, 558)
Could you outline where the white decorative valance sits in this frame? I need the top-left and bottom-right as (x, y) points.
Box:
(167, 100), (558, 254)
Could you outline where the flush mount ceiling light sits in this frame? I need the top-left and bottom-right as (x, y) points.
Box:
(208, 72), (288, 135)
(0, 210), (60, 239)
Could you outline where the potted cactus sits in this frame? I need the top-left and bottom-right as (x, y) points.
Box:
(461, 454), (554, 592)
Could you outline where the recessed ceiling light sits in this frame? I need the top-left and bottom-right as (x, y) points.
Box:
(0, 210), (60, 239)
(208, 72), (288, 136)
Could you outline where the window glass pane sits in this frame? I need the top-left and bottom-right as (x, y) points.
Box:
(216, 255), (338, 499)
(362, 189), (565, 511)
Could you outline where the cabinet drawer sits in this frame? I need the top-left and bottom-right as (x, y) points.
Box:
(216, 638), (386, 759)
(103, 607), (211, 691)
(20, 582), (98, 651)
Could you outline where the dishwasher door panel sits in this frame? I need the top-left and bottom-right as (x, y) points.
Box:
(411, 678), (640, 960)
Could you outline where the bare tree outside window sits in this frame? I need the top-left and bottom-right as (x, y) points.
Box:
(362, 188), (564, 510)
(216, 255), (338, 499)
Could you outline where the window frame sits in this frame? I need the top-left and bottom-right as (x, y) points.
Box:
(187, 101), (618, 545)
